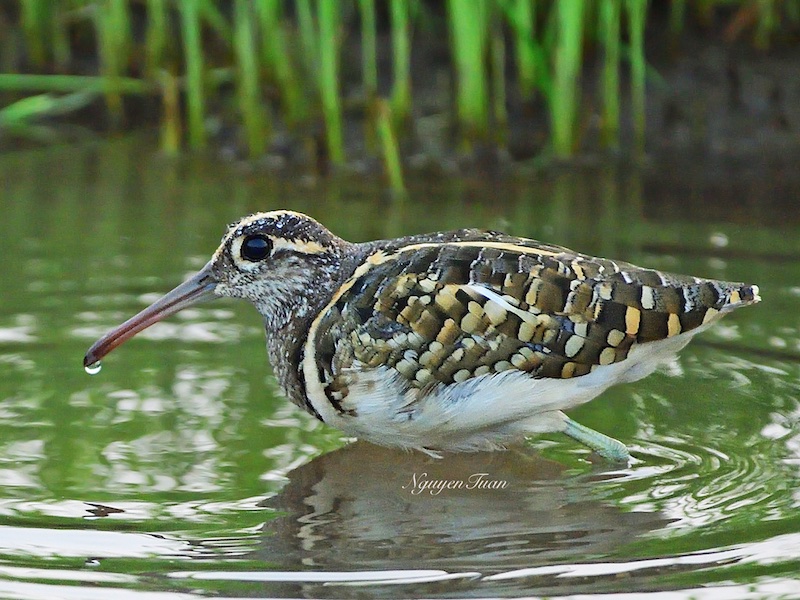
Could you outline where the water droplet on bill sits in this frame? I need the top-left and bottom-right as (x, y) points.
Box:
(84, 361), (102, 375)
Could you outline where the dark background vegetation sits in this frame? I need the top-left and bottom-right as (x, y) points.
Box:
(0, 0), (799, 191)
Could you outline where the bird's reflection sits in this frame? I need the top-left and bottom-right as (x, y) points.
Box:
(255, 443), (667, 574)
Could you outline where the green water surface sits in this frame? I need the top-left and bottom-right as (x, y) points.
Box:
(0, 138), (798, 599)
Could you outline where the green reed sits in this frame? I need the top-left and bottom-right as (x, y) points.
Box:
(160, 70), (182, 155)
(599, 0), (621, 149)
(490, 12), (507, 134)
(19, 0), (49, 67)
(18, 1), (70, 70)
(0, 74), (151, 94)
(3, 1), (794, 163)
(390, 0), (412, 124)
(506, 0), (538, 101)
(296, 0), (318, 77)
(256, 0), (306, 125)
(178, 0), (206, 149)
(95, 0), (132, 121)
(199, 0), (233, 43)
(376, 99), (405, 195)
(550, 0), (584, 158)
(626, 0), (647, 156)
(448, 0), (489, 143)
(234, 0), (268, 156)
(145, 0), (169, 76)
(317, 0), (345, 165)
(359, 0), (378, 102)
(0, 92), (96, 142)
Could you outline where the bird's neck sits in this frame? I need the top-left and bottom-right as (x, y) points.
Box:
(265, 317), (311, 413)
(261, 243), (368, 416)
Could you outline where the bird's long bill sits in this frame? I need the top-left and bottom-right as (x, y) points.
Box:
(83, 262), (218, 368)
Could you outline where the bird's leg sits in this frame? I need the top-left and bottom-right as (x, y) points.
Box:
(561, 415), (630, 462)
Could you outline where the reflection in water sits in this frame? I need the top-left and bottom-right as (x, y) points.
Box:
(0, 525), (193, 559)
(255, 442), (666, 576)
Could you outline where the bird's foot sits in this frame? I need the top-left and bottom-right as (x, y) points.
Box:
(562, 416), (630, 462)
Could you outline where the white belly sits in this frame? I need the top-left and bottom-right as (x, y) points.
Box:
(308, 327), (706, 453)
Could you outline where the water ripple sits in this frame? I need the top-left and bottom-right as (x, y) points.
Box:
(619, 432), (797, 531)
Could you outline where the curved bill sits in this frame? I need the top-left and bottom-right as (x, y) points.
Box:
(83, 261), (218, 368)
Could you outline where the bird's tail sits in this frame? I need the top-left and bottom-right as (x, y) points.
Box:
(717, 282), (761, 313)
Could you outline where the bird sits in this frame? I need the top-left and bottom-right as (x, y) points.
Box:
(84, 210), (760, 461)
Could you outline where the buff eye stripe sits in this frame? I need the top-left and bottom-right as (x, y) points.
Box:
(270, 238), (328, 255)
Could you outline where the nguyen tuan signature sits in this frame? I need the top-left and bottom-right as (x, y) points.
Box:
(402, 472), (508, 495)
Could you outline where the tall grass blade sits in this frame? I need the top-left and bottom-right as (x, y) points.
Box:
(448, 0), (489, 144)
(508, 0), (537, 100)
(550, 0), (585, 158)
(20, 0), (49, 66)
(625, 0), (647, 156)
(599, 0), (620, 149)
(498, 0), (552, 101)
(0, 90), (94, 142)
(96, 0), (132, 122)
(50, 2), (71, 70)
(376, 99), (405, 196)
(160, 69), (182, 155)
(0, 92), (96, 127)
(490, 9), (507, 135)
(198, 0), (233, 45)
(0, 73), (151, 94)
(234, 0), (268, 157)
(256, 0), (306, 125)
(179, 0), (206, 149)
(390, 0), (411, 123)
(146, 0), (169, 76)
(358, 0), (378, 102)
(358, 0), (378, 151)
(297, 0), (318, 77)
(317, 0), (345, 165)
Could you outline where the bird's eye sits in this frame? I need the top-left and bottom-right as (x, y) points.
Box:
(240, 235), (272, 262)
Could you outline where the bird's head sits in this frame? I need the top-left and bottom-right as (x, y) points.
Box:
(84, 210), (349, 370)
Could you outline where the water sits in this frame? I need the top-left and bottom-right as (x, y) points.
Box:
(1, 137), (799, 599)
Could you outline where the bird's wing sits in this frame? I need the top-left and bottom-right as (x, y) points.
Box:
(304, 239), (752, 412)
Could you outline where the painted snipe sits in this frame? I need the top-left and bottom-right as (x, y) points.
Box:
(84, 211), (760, 461)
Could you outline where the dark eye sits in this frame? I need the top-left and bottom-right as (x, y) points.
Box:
(241, 235), (272, 262)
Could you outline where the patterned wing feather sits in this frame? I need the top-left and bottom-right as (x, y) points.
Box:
(306, 236), (759, 412)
